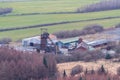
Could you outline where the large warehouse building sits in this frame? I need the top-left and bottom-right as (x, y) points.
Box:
(22, 34), (58, 47)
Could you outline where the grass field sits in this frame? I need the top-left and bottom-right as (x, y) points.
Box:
(0, 0), (99, 14)
(0, 9), (120, 29)
(0, 18), (120, 40)
(0, 0), (120, 41)
(0, 0), (101, 28)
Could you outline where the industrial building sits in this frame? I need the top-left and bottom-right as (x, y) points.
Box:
(21, 33), (95, 54)
(21, 28), (120, 54)
(22, 34), (57, 47)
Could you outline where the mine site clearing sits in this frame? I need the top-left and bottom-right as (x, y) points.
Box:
(10, 27), (120, 54)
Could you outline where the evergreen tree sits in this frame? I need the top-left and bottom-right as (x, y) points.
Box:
(43, 57), (48, 68)
(91, 68), (95, 74)
(79, 76), (83, 80)
(101, 65), (105, 73)
(105, 54), (112, 59)
(63, 70), (67, 78)
(108, 77), (111, 80)
(85, 68), (88, 75)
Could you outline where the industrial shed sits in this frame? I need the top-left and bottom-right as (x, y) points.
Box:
(22, 34), (57, 47)
(58, 37), (79, 48)
(58, 37), (94, 51)
(87, 39), (111, 47)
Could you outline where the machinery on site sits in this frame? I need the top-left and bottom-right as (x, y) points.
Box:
(33, 28), (60, 54)
(28, 28), (93, 54)
(66, 38), (90, 51)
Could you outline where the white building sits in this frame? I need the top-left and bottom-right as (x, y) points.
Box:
(22, 34), (58, 47)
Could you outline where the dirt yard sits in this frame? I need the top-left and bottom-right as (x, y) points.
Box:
(57, 59), (120, 76)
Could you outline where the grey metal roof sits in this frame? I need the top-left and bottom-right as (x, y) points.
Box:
(87, 39), (110, 46)
(59, 37), (79, 44)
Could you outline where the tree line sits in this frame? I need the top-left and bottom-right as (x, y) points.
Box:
(0, 8), (13, 15)
(0, 46), (120, 80)
(0, 47), (57, 80)
(54, 24), (104, 39)
(77, 0), (120, 13)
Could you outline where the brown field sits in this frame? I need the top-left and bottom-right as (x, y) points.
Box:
(57, 59), (120, 76)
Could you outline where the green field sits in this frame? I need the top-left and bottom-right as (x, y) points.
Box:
(1, 18), (120, 40)
(0, 0), (120, 41)
(0, 9), (120, 29)
(0, 0), (99, 14)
